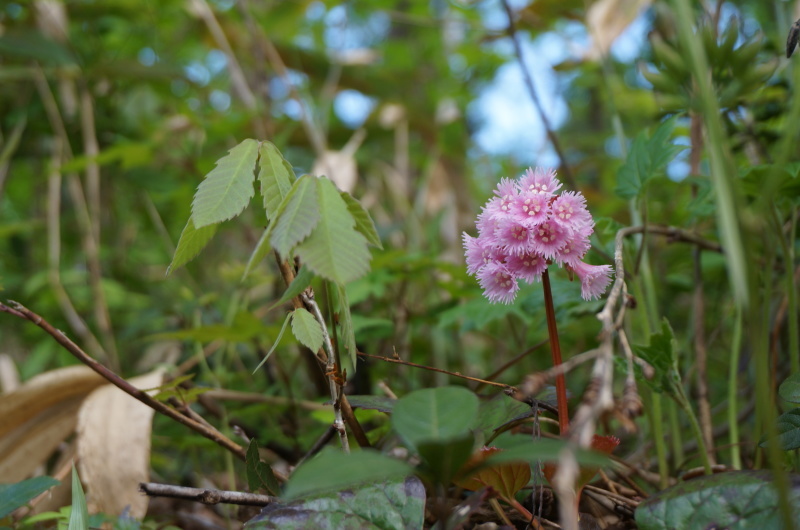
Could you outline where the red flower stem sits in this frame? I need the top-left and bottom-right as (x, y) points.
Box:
(542, 267), (569, 434)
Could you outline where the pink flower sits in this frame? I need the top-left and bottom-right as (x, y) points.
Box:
(477, 262), (519, 304)
(550, 191), (592, 231)
(570, 261), (614, 301)
(517, 167), (562, 196)
(530, 219), (569, 259)
(506, 252), (547, 283)
(511, 190), (550, 225)
(463, 167), (612, 304)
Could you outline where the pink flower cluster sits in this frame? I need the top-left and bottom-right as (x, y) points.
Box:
(463, 168), (613, 304)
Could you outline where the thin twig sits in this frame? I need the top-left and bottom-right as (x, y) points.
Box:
(0, 301), (250, 464)
(500, 0), (575, 189)
(358, 351), (515, 390)
(139, 482), (274, 506)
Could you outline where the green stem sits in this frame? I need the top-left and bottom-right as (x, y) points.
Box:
(542, 268), (569, 434)
(667, 400), (685, 468)
(645, 389), (670, 489)
(728, 304), (743, 470)
(674, 385), (713, 475)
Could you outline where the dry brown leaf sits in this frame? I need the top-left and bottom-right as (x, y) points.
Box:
(311, 128), (366, 193)
(76, 369), (164, 518)
(0, 353), (20, 393)
(586, 0), (651, 59)
(0, 365), (106, 482)
(0, 364), (105, 439)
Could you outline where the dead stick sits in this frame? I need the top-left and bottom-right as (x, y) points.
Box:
(139, 482), (274, 506)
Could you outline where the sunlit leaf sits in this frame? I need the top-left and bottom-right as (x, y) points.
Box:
(291, 308), (324, 353)
(258, 141), (295, 220)
(340, 191), (382, 249)
(191, 139), (259, 228)
(270, 175), (319, 257)
(294, 178), (371, 284)
(69, 464), (89, 530)
(167, 218), (217, 275)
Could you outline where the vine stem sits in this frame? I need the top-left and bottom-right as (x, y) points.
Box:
(542, 268), (569, 435)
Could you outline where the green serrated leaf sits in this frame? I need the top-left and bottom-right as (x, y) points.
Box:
(167, 217), (217, 275)
(615, 119), (686, 200)
(392, 386), (479, 450)
(295, 178), (371, 284)
(258, 142), (295, 220)
(0, 476), (59, 518)
(291, 308), (324, 353)
(335, 283), (357, 376)
(246, 439), (281, 495)
(268, 265), (315, 310)
(248, 476), (425, 529)
(69, 464), (89, 530)
(761, 409), (800, 450)
(191, 139), (259, 228)
(340, 192), (382, 249)
(270, 175), (320, 257)
(281, 447), (413, 500)
(779, 374), (800, 404)
(253, 312), (292, 374)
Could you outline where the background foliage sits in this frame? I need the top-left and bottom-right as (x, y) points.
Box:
(1, 0), (799, 527)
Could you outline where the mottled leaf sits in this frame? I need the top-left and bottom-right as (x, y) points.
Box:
(635, 471), (800, 529)
(247, 476), (425, 530)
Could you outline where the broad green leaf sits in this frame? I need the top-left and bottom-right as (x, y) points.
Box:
(780, 374), (800, 404)
(253, 312), (292, 373)
(258, 142), (295, 220)
(417, 433), (475, 486)
(69, 464), (89, 530)
(335, 283), (357, 376)
(167, 217), (217, 275)
(191, 139), (259, 228)
(392, 386), (479, 449)
(294, 178), (371, 284)
(270, 175), (320, 257)
(291, 308), (324, 353)
(474, 394), (532, 441)
(761, 409), (800, 451)
(247, 476), (425, 529)
(488, 437), (610, 469)
(281, 447), (413, 500)
(246, 439), (281, 495)
(269, 265), (315, 310)
(242, 227), (272, 281)
(346, 395), (396, 413)
(635, 470), (800, 529)
(0, 476), (59, 518)
(340, 192), (382, 249)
